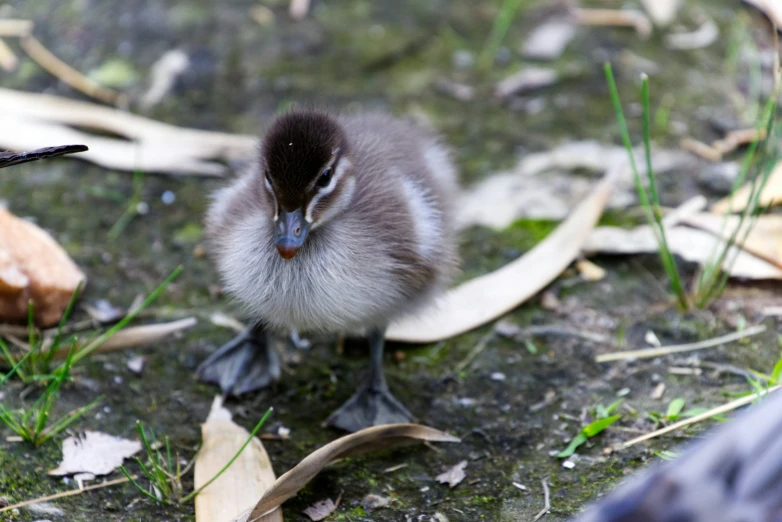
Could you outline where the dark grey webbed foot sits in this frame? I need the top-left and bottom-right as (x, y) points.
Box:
(197, 327), (280, 396)
(325, 382), (415, 432)
(324, 325), (415, 432)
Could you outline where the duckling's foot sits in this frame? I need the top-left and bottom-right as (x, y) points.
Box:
(324, 384), (415, 432)
(197, 327), (280, 396)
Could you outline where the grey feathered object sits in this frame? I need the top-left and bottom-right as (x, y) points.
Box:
(571, 390), (782, 522)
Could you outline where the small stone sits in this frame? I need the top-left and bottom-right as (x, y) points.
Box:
(135, 201), (149, 215)
(490, 372), (506, 381)
(698, 161), (740, 194)
(562, 460), (576, 469)
(24, 502), (64, 517)
(127, 356), (145, 375)
(0, 496), (8, 507)
(431, 513), (449, 522)
(457, 397), (476, 407)
(452, 49), (475, 70)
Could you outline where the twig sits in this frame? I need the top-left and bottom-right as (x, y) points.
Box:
(19, 35), (120, 105)
(0, 475), (133, 513)
(595, 324), (766, 362)
(531, 478), (550, 522)
(616, 385), (781, 450)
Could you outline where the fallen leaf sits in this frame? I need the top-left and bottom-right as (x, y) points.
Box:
(0, 88), (255, 176)
(639, 0), (681, 26)
(195, 397), (281, 522)
(711, 160), (782, 215)
(361, 494), (391, 511)
(386, 172), (613, 343)
(0, 206), (86, 326)
(49, 431), (141, 476)
(680, 212), (782, 269)
(744, 0), (782, 28)
(303, 492), (342, 521)
(436, 460), (467, 488)
(583, 224), (782, 279)
(494, 67), (558, 98)
(46, 318), (198, 359)
(240, 424), (459, 521)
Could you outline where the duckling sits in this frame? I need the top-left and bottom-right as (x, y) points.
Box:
(198, 109), (459, 432)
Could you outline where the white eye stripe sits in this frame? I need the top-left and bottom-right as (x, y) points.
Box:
(306, 157), (352, 223)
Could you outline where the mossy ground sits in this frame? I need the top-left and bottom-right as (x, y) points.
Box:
(1, 0), (781, 521)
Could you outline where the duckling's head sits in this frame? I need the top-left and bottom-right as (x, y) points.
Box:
(260, 110), (354, 260)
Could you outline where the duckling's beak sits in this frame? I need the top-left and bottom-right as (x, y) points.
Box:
(275, 209), (310, 260)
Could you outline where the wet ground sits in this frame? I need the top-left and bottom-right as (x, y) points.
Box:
(2, 0), (782, 521)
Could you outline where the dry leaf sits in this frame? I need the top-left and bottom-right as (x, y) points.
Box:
(639, 0), (681, 26)
(241, 424), (459, 521)
(195, 397), (281, 522)
(0, 88), (256, 176)
(303, 492), (342, 521)
(583, 224), (782, 279)
(0, 206), (86, 326)
(49, 431), (141, 476)
(45, 318), (198, 360)
(386, 173), (613, 343)
(574, 8), (652, 38)
(680, 212), (782, 269)
(361, 494), (391, 511)
(744, 0), (782, 28)
(665, 16), (719, 50)
(436, 460), (467, 488)
(711, 161), (782, 215)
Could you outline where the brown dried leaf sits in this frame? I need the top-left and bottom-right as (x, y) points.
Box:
(436, 460), (467, 488)
(711, 161), (782, 215)
(387, 173), (613, 343)
(0, 88), (256, 176)
(195, 397), (281, 522)
(49, 431), (141, 476)
(240, 424), (459, 521)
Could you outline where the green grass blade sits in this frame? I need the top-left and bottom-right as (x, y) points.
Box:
(120, 466), (165, 503)
(71, 265), (183, 365)
(44, 281), (83, 368)
(477, 0), (524, 72)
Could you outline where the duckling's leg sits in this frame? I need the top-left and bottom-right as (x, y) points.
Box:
(325, 326), (415, 432)
(197, 326), (281, 396)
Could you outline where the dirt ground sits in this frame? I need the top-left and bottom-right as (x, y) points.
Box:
(2, 0), (782, 521)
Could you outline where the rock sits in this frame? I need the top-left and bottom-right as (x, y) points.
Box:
(0, 206), (86, 326)
(697, 162), (740, 194)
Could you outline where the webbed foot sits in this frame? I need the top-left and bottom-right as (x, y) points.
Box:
(197, 327), (280, 396)
(324, 382), (415, 432)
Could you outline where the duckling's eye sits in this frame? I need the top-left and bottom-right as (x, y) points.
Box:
(316, 168), (333, 188)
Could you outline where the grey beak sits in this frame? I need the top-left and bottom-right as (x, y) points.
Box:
(275, 209), (310, 259)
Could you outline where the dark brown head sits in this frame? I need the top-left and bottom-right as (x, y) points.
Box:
(260, 110), (355, 259)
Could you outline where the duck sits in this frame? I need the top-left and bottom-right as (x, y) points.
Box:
(198, 109), (459, 432)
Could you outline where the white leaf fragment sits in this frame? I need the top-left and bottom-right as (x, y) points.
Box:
(436, 460), (468, 488)
(49, 431), (141, 476)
